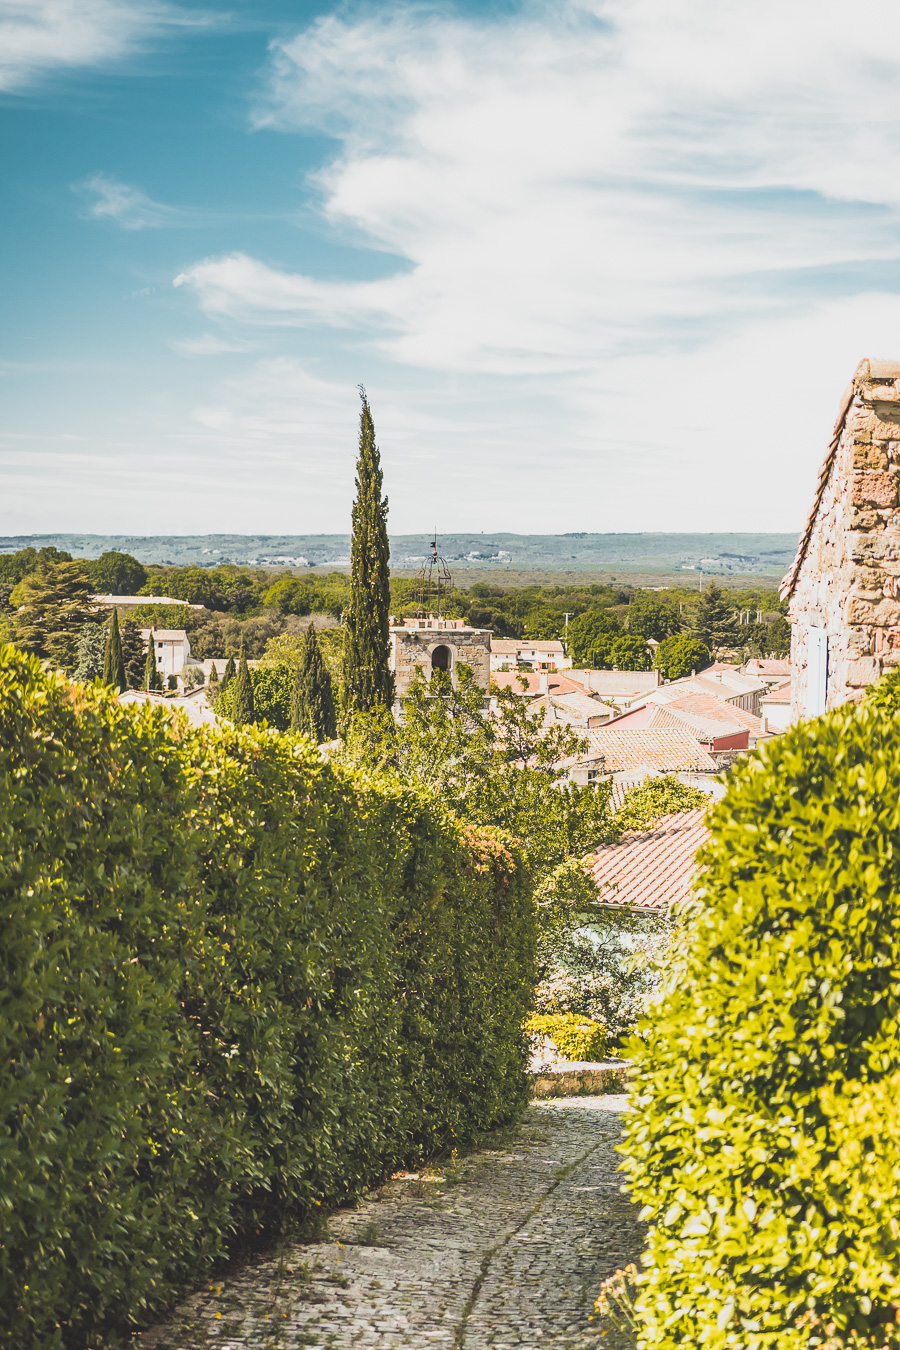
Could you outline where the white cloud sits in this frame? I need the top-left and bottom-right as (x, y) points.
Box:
(171, 0), (900, 530)
(78, 172), (188, 230)
(0, 0), (210, 92)
(169, 332), (259, 356)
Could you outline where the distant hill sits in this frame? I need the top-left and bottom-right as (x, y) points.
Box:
(0, 532), (799, 577)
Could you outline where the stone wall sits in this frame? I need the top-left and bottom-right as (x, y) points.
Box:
(787, 359), (900, 718)
(390, 624), (492, 702)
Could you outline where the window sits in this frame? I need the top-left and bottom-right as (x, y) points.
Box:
(431, 644), (451, 673)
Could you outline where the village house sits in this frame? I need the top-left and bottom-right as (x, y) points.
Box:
(526, 690), (615, 730)
(782, 357), (900, 717)
(139, 628), (196, 680)
(489, 638), (571, 672)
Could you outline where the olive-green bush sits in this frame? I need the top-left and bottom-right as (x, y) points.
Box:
(0, 644), (536, 1349)
(525, 1012), (607, 1060)
(623, 700), (900, 1350)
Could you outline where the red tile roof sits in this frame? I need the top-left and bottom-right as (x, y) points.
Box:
(662, 693), (762, 734)
(585, 809), (710, 910)
(582, 717), (718, 772)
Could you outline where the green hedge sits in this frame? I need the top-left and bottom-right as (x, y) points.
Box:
(623, 699), (900, 1350)
(0, 644), (535, 1349)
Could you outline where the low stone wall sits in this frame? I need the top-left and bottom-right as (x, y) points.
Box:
(531, 1061), (630, 1097)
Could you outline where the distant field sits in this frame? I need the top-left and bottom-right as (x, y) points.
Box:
(0, 532), (799, 583)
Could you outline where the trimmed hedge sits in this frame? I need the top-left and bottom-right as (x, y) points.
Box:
(525, 1012), (607, 1061)
(623, 699), (900, 1350)
(0, 645), (536, 1349)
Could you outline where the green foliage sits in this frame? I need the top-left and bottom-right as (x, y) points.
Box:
(292, 622), (337, 742)
(612, 775), (706, 835)
(221, 653), (236, 690)
(622, 701), (900, 1350)
(9, 560), (96, 671)
(87, 550), (147, 595)
(627, 591), (681, 641)
(230, 646), (255, 726)
(567, 608), (621, 667)
(691, 579), (737, 651)
(340, 668), (611, 934)
(120, 619), (146, 689)
(653, 633), (711, 680)
(0, 643), (535, 1350)
(125, 603), (196, 632)
(525, 1011), (607, 1061)
(342, 388), (393, 715)
(138, 565), (223, 608)
(589, 633), (650, 671)
(101, 609), (127, 692)
(143, 630), (162, 692)
(265, 575), (312, 616)
(208, 661), (219, 686)
(72, 622), (108, 683)
(0, 545), (72, 585)
(216, 662), (294, 731)
(864, 665), (900, 714)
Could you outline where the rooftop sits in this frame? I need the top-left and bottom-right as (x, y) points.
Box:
(581, 718), (719, 773)
(585, 809), (710, 910)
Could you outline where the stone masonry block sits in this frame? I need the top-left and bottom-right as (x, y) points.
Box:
(874, 599), (900, 627)
(854, 472), (898, 508)
(846, 656), (881, 687)
(854, 443), (887, 469)
(846, 597), (877, 625)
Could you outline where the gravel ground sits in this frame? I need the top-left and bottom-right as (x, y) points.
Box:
(134, 1095), (641, 1350)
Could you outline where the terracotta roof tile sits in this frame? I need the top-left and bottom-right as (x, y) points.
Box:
(661, 693), (761, 734)
(585, 809), (710, 910)
(582, 718), (719, 772)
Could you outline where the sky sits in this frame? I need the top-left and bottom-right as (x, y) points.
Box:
(5, 0), (900, 536)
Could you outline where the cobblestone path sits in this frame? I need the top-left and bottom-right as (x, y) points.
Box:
(136, 1096), (640, 1350)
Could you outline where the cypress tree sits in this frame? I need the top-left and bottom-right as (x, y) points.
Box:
(231, 644), (255, 726)
(144, 630), (162, 692)
(221, 654), (236, 691)
(208, 662), (219, 688)
(290, 665), (305, 735)
(101, 610), (127, 692)
(301, 621), (337, 742)
(342, 386), (393, 716)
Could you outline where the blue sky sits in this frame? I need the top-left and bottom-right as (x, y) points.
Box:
(5, 0), (900, 536)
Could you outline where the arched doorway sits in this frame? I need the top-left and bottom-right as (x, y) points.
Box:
(431, 644), (451, 674)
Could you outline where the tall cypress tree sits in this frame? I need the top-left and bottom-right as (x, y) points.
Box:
(101, 610), (127, 692)
(221, 654), (236, 691)
(290, 665), (304, 735)
(231, 643), (255, 726)
(300, 618), (335, 739)
(342, 387), (393, 716)
(208, 662), (219, 689)
(144, 630), (162, 691)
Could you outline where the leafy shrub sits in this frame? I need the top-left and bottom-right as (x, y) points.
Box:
(0, 644), (535, 1349)
(214, 660), (294, 729)
(864, 664), (900, 714)
(653, 634), (710, 680)
(525, 1012), (607, 1060)
(622, 700), (900, 1350)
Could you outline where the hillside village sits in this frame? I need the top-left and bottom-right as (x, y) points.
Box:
(6, 364), (900, 1350)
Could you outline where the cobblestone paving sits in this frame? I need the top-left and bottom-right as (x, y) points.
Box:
(136, 1096), (640, 1350)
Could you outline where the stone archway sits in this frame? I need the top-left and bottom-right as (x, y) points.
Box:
(431, 644), (452, 674)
